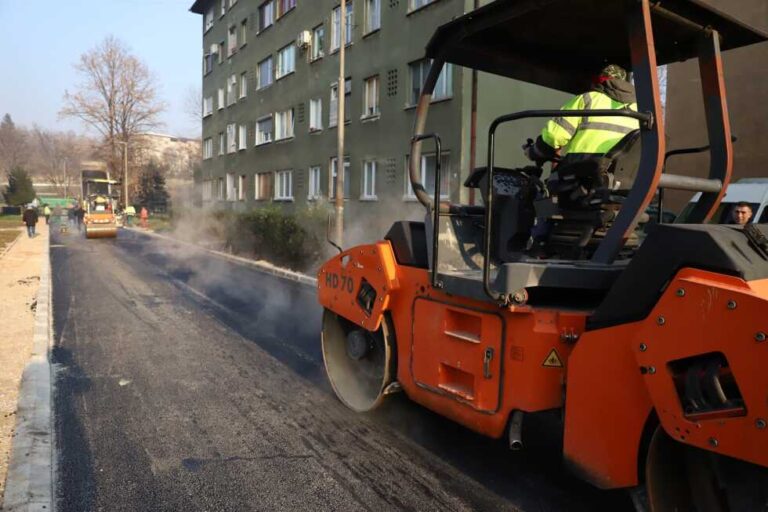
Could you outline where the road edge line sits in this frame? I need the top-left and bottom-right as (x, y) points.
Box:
(3, 232), (54, 512)
(125, 227), (318, 287)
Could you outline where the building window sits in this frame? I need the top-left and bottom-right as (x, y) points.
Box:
(275, 109), (294, 140)
(274, 170), (293, 200)
(255, 172), (271, 200)
(227, 123), (237, 153)
(256, 116), (273, 145)
(405, 153), (450, 199)
(204, 53), (214, 75)
(329, 79), (351, 127)
(228, 0), (237, 7)
(204, 8), (214, 32)
(277, 0), (296, 18)
(363, 76), (380, 117)
(409, 0), (437, 11)
(226, 173), (236, 201)
(331, 1), (353, 52)
(309, 98), (323, 131)
(217, 87), (225, 109)
(240, 19), (247, 47)
(365, 0), (380, 33)
(311, 25), (324, 61)
(257, 56), (273, 89)
(238, 175), (247, 200)
(409, 60), (452, 105)
(276, 44), (295, 79)
(238, 124), (248, 150)
(258, 1), (274, 31)
(228, 25), (238, 56)
(202, 180), (213, 201)
(227, 74), (237, 105)
(362, 160), (377, 199)
(203, 96), (213, 117)
(330, 156), (350, 199)
(218, 42), (225, 64)
(308, 166), (321, 199)
(239, 72), (248, 99)
(220, 0), (226, 16)
(203, 138), (213, 160)
(218, 132), (225, 155)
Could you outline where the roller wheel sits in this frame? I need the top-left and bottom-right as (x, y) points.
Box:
(642, 427), (768, 512)
(321, 309), (396, 412)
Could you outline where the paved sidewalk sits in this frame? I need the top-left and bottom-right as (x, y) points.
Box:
(0, 222), (48, 502)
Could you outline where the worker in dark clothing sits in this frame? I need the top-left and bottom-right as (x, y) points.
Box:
(524, 64), (640, 253)
(22, 205), (38, 238)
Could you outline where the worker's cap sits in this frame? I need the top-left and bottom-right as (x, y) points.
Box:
(600, 64), (628, 81)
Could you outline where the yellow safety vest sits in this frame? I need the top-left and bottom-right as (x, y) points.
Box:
(541, 91), (639, 156)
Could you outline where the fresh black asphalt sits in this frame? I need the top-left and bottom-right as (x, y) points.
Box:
(51, 228), (633, 511)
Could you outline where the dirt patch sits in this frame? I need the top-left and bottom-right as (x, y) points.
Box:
(0, 221), (47, 501)
(0, 230), (20, 253)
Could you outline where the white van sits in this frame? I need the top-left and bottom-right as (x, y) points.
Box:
(677, 178), (768, 224)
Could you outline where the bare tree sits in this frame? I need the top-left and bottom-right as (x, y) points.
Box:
(31, 127), (91, 198)
(183, 85), (203, 133)
(0, 114), (29, 174)
(60, 36), (166, 188)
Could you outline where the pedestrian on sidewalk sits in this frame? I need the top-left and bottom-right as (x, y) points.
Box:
(43, 204), (51, 225)
(74, 202), (84, 232)
(140, 206), (149, 229)
(22, 205), (38, 238)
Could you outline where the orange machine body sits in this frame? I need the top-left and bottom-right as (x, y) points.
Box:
(318, 242), (768, 489)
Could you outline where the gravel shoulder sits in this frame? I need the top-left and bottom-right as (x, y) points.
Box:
(0, 221), (48, 501)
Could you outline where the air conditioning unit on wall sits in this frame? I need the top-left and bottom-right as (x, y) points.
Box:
(296, 30), (311, 50)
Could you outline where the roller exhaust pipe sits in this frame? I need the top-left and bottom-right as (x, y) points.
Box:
(508, 410), (524, 451)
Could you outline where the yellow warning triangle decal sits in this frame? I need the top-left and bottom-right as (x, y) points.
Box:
(542, 348), (563, 368)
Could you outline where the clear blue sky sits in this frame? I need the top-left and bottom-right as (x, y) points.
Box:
(0, 0), (201, 138)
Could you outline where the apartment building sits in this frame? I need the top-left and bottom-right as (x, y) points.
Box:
(189, 0), (566, 235)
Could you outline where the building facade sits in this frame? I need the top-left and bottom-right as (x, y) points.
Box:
(189, 0), (567, 238)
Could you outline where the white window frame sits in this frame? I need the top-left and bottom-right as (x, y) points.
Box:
(256, 116), (273, 145)
(330, 2), (353, 52)
(329, 79), (351, 127)
(363, 75), (380, 118)
(238, 175), (246, 201)
(257, 56), (273, 89)
(276, 44), (295, 79)
(238, 124), (247, 150)
(220, 0), (226, 17)
(277, 0), (296, 18)
(239, 72), (248, 99)
(255, 172), (271, 200)
(408, 0), (437, 12)
(258, 0), (274, 32)
(410, 60), (453, 105)
(218, 87), (225, 109)
(311, 25), (324, 61)
(309, 98), (323, 132)
(364, 0), (380, 34)
(227, 74), (237, 105)
(228, 25), (238, 56)
(274, 109), (294, 140)
(240, 18), (247, 47)
(329, 156), (351, 199)
(218, 132), (225, 155)
(227, 123), (237, 153)
(226, 172), (236, 201)
(308, 166), (322, 200)
(274, 170), (293, 201)
(204, 8), (214, 32)
(361, 160), (377, 200)
(218, 178), (224, 199)
(404, 152), (450, 200)
(203, 138), (213, 160)
(203, 96), (213, 117)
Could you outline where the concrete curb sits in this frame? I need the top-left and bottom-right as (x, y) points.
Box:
(3, 234), (54, 512)
(125, 227), (318, 288)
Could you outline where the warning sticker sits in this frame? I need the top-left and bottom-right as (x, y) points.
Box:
(542, 348), (563, 368)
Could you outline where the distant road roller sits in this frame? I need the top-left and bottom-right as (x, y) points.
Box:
(82, 169), (118, 239)
(317, 1), (768, 509)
